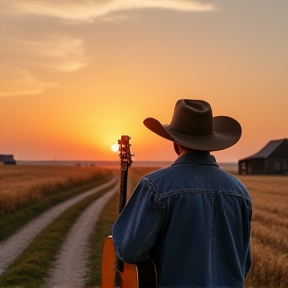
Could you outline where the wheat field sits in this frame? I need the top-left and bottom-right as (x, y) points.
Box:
(237, 175), (288, 288)
(130, 167), (288, 287)
(0, 164), (111, 216)
(1, 165), (287, 287)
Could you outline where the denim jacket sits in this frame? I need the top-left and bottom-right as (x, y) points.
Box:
(112, 154), (252, 288)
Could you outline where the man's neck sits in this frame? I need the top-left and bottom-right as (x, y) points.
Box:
(180, 149), (210, 156)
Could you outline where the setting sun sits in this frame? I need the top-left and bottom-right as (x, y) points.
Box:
(0, 1), (287, 163)
(111, 143), (119, 153)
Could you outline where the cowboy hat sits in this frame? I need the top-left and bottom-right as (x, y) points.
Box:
(143, 99), (242, 151)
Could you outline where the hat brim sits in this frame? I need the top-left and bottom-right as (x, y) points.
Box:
(143, 116), (242, 151)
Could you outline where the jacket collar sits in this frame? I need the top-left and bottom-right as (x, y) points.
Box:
(172, 153), (219, 167)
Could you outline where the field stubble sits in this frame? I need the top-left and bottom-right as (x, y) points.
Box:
(0, 165), (287, 287)
(237, 175), (288, 288)
(0, 165), (111, 216)
(130, 167), (288, 287)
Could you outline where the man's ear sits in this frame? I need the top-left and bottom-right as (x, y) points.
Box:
(173, 142), (181, 156)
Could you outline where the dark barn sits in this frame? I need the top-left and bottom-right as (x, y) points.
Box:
(238, 138), (288, 175)
(0, 154), (16, 165)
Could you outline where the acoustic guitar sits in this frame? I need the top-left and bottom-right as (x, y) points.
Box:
(101, 135), (157, 288)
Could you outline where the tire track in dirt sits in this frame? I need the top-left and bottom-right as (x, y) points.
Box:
(45, 184), (118, 288)
(0, 177), (118, 274)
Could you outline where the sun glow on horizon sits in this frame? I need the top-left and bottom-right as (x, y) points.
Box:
(0, 1), (287, 163)
(111, 143), (119, 152)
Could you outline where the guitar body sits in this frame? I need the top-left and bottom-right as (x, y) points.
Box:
(101, 236), (157, 288)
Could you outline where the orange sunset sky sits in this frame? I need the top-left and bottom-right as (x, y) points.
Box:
(1, 0), (287, 163)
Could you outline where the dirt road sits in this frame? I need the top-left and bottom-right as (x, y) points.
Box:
(45, 185), (118, 288)
(0, 177), (118, 276)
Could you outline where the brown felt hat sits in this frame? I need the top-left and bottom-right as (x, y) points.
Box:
(143, 99), (242, 151)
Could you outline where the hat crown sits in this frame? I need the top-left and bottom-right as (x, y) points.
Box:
(143, 98), (242, 151)
(170, 99), (213, 136)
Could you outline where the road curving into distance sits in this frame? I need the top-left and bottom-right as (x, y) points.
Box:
(0, 177), (118, 275)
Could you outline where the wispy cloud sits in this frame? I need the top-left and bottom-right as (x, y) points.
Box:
(11, 35), (89, 72)
(102, 14), (140, 24)
(0, 0), (216, 22)
(0, 0), (216, 97)
(0, 35), (88, 96)
(0, 68), (58, 97)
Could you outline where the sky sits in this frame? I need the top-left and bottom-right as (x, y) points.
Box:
(0, 0), (287, 163)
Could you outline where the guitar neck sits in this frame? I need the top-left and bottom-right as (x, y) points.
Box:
(118, 168), (128, 214)
(115, 135), (133, 273)
(115, 167), (129, 273)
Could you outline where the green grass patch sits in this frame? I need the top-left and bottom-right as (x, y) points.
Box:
(0, 173), (113, 241)
(0, 181), (116, 288)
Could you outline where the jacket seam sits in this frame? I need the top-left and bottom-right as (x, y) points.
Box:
(134, 178), (164, 261)
(157, 189), (251, 201)
(134, 216), (163, 261)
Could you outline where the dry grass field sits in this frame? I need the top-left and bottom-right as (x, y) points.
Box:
(130, 167), (288, 287)
(237, 175), (288, 288)
(0, 165), (111, 216)
(1, 164), (287, 287)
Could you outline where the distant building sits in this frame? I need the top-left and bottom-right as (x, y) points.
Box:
(0, 154), (16, 165)
(238, 138), (288, 175)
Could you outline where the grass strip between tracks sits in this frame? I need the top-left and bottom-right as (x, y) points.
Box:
(0, 173), (114, 242)
(87, 192), (119, 287)
(86, 168), (149, 287)
(0, 181), (116, 288)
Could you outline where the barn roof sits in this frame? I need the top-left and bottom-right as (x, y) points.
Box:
(240, 138), (287, 160)
(0, 154), (16, 164)
(0, 154), (15, 160)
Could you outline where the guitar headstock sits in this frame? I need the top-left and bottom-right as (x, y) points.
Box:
(118, 135), (133, 171)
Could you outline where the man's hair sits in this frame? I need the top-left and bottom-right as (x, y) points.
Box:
(180, 144), (210, 154)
